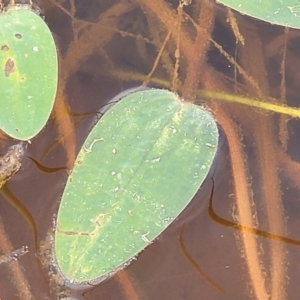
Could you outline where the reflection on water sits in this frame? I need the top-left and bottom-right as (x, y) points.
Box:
(1, 0), (300, 299)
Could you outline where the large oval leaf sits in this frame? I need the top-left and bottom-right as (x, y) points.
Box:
(55, 89), (219, 284)
(217, 0), (300, 29)
(0, 7), (58, 140)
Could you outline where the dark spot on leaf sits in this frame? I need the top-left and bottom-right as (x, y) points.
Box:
(20, 77), (25, 82)
(1, 45), (9, 51)
(4, 59), (15, 77)
(15, 33), (22, 39)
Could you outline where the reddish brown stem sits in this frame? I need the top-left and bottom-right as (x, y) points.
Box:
(182, 0), (215, 101)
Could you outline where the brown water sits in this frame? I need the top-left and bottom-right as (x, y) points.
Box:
(1, 0), (300, 299)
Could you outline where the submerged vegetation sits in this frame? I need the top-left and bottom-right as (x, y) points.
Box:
(1, 0), (300, 299)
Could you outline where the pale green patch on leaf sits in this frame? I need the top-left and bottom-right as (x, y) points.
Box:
(55, 89), (219, 284)
(217, 0), (300, 29)
(0, 7), (58, 140)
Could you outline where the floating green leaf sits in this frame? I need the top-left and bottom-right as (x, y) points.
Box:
(0, 7), (58, 140)
(217, 0), (300, 29)
(55, 89), (219, 284)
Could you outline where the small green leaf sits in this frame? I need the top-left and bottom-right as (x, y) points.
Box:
(0, 7), (58, 140)
(55, 89), (219, 284)
(217, 0), (300, 29)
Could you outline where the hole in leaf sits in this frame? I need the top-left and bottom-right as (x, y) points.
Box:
(1, 45), (9, 51)
(4, 59), (15, 77)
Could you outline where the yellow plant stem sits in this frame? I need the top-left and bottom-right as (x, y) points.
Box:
(197, 89), (300, 118)
(110, 70), (300, 119)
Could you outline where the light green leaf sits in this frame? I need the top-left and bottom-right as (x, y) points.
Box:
(217, 0), (300, 29)
(0, 7), (58, 140)
(55, 89), (219, 284)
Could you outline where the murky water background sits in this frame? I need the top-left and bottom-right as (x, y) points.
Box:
(1, 0), (300, 299)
